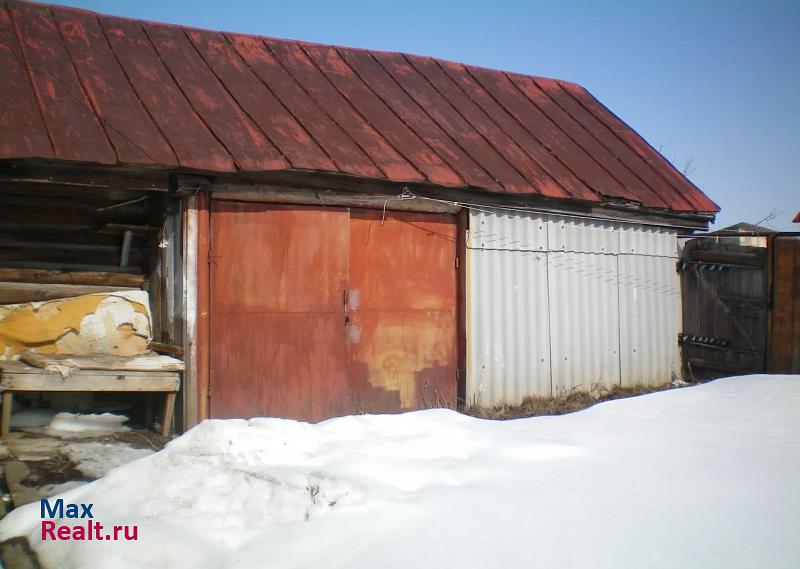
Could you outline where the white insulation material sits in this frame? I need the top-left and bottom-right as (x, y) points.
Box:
(467, 209), (681, 406)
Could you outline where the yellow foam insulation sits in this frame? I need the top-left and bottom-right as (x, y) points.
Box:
(0, 291), (152, 360)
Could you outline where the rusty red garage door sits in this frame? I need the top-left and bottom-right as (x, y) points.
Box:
(209, 201), (458, 421)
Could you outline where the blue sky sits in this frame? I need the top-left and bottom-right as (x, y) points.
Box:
(49, 0), (800, 230)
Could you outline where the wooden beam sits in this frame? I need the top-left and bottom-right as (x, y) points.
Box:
(689, 249), (766, 268)
(216, 188), (460, 214)
(0, 282), (137, 304)
(196, 192), (210, 422)
(0, 371), (180, 391)
(182, 195), (199, 429)
(0, 261), (144, 274)
(0, 268), (145, 287)
(98, 223), (159, 236)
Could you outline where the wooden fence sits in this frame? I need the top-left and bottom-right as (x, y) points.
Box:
(679, 235), (799, 379)
(769, 237), (800, 373)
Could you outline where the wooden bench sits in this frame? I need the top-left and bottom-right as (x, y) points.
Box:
(0, 362), (180, 438)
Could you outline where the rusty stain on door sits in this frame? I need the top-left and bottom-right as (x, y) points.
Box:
(209, 202), (458, 421)
(209, 201), (349, 421)
(346, 210), (458, 413)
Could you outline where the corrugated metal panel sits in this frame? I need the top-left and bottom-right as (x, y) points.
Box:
(0, 0), (718, 213)
(467, 208), (682, 405)
(467, 210), (551, 405)
(548, 250), (621, 392)
(618, 223), (681, 386)
(618, 255), (681, 386)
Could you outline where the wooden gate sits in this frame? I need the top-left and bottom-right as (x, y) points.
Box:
(208, 201), (458, 421)
(679, 235), (800, 379)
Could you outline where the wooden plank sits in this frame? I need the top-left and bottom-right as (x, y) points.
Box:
(339, 48), (500, 191)
(301, 43), (462, 187)
(437, 61), (595, 201)
(182, 195), (199, 429)
(264, 38), (419, 181)
(374, 52), (529, 193)
(9, 2), (116, 163)
(0, 246), (146, 270)
(0, 282), (136, 304)
(53, 7), (177, 166)
(196, 192), (210, 422)
(687, 357), (758, 373)
(0, 3), (53, 159)
(99, 16), (234, 172)
(98, 223), (158, 236)
(689, 249), (765, 267)
(0, 373), (179, 391)
(186, 29), (335, 172)
(145, 23), (287, 172)
(769, 239), (795, 371)
(0, 261), (144, 274)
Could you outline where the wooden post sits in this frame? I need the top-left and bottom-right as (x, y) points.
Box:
(1, 392), (12, 438)
(183, 196), (200, 429)
(196, 192), (210, 422)
(162, 392), (176, 437)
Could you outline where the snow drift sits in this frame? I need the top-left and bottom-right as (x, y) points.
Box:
(1, 374), (799, 569)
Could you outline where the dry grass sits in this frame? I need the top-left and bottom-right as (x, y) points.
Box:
(465, 382), (678, 420)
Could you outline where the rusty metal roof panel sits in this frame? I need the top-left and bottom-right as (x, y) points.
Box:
(0, 4), (53, 160)
(0, 0), (719, 214)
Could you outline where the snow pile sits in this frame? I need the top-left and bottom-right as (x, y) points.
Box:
(63, 442), (154, 479)
(46, 412), (129, 436)
(1, 375), (799, 569)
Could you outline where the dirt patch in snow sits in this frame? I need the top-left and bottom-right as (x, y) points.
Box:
(466, 382), (684, 419)
(22, 454), (87, 488)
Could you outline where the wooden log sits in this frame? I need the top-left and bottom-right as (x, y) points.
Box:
(148, 341), (184, 358)
(0, 268), (146, 286)
(98, 223), (159, 236)
(0, 282), (138, 304)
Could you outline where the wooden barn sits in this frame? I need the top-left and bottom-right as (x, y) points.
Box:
(0, 0), (720, 431)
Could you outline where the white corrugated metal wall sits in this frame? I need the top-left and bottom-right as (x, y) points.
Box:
(466, 208), (682, 406)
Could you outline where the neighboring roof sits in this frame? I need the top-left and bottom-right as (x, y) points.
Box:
(0, 0), (719, 213)
(711, 222), (776, 235)
(793, 212), (800, 223)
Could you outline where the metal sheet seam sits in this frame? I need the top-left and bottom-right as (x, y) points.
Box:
(545, 220), (554, 396)
(615, 246), (623, 386)
(465, 244), (678, 260)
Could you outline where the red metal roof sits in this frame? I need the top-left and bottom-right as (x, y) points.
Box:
(0, 0), (719, 213)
